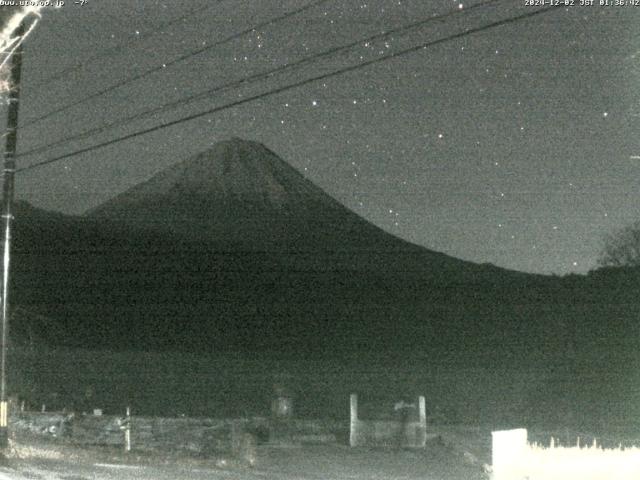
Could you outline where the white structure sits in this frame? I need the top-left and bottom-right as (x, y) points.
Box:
(491, 428), (528, 480)
(491, 428), (640, 479)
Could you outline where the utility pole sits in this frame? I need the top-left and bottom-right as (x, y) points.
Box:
(0, 19), (26, 448)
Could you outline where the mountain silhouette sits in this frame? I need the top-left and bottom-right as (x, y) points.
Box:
(88, 137), (444, 253)
(7, 139), (638, 364)
(7, 140), (639, 427)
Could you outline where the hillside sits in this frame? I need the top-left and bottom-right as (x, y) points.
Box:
(4, 139), (637, 367)
(88, 137), (409, 251)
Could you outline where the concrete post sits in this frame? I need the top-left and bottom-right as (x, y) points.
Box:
(350, 394), (358, 447)
(417, 396), (427, 447)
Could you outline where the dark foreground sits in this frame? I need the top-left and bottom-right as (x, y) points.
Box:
(1, 438), (489, 480)
(11, 347), (640, 432)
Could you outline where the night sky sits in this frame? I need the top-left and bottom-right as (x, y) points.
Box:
(3, 0), (640, 274)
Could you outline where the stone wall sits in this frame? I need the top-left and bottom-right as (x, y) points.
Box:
(9, 411), (342, 455)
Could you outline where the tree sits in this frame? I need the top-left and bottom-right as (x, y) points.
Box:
(598, 220), (640, 267)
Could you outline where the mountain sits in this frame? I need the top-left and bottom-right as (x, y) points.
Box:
(7, 139), (638, 365)
(86, 137), (517, 281)
(87, 137), (445, 254)
(7, 138), (640, 426)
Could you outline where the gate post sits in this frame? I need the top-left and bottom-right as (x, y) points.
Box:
(350, 394), (358, 447)
(417, 396), (427, 447)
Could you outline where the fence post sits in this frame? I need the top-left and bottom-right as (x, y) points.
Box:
(492, 428), (528, 479)
(417, 396), (427, 447)
(122, 407), (131, 453)
(350, 394), (358, 447)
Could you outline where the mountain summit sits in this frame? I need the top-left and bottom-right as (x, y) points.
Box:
(91, 138), (330, 210)
(88, 138), (411, 250)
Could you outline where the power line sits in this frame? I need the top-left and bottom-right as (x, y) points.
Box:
(18, 0), (332, 130)
(17, 0), (502, 159)
(29, 3), (220, 90)
(17, 5), (561, 174)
